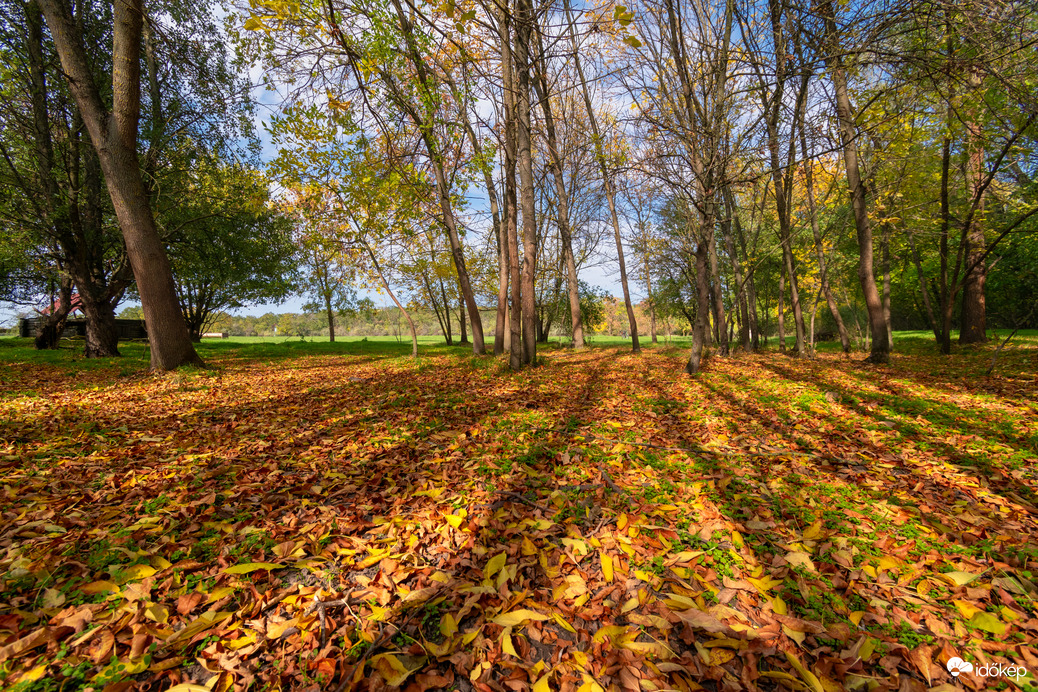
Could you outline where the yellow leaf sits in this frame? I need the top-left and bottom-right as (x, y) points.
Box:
(953, 599), (981, 619)
(620, 639), (676, 659)
(440, 613), (458, 638)
(935, 571), (980, 586)
(206, 587), (235, 603)
(600, 553), (614, 584)
(969, 612), (1005, 635)
(500, 627), (518, 657)
(533, 672), (553, 692)
(373, 653), (426, 686)
(802, 521), (824, 540)
(552, 612), (576, 633)
(593, 625), (631, 643)
(117, 564), (157, 582)
(485, 552), (507, 580)
(493, 609), (549, 627)
(144, 603), (169, 624)
(772, 597), (788, 615)
(224, 562), (281, 575)
(785, 551), (817, 573)
(748, 575), (783, 593)
(785, 651), (824, 692)
(80, 580), (119, 595)
(445, 514), (464, 529)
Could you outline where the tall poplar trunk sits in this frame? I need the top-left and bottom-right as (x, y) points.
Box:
(819, 0), (889, 363)
(777, 262), (786, 353)
(514, 0), (538, 365)
(384, 0), (485, 355)
(565, 0), (638, 351)
(530, 23), (583, 349)
(800, 119), (851, 353)
(959, 66), (987, 344)
(39, 0), (202, 371)
(881, 222), (893, 351)
(721, 191), (752, 351)
(498, 1), (523, 370)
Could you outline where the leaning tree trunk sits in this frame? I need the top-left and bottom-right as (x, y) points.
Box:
(801, 123), (851, 353)
(566, 4), (638, 352)
(34, 280), (73, 350)
(39, 0), (202, 371)
(820, 0), (889, 363)
(529, 32), (584, 350)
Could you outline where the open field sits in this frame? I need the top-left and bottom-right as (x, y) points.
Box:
(1, 335), (1036, 691)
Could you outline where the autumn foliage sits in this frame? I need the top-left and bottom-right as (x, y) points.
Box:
(1, 339), (1036, 690)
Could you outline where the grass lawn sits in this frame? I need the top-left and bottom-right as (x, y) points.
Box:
(0, 333), (1036, 690)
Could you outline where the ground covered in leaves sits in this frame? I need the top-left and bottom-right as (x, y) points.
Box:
(1, 336), (1037, 692)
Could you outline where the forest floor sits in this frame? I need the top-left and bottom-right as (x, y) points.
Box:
(1, 334), (1036, 692)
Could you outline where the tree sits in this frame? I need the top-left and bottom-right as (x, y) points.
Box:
(166, 163), (296, 340)
(38, 0), (201, 369)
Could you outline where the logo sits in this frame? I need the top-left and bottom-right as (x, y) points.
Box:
(946, 656), (1027, 681)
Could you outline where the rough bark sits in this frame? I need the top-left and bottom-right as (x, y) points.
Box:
(819, 0), (889, 363)
(565, 0), (638, 351)
(514, 0), (538, 366)
(959, 66), (987, 344)
(529, 23), (583, 349)
(498, 1), (523, 370)
(39, 0), (202, 371)
(800, 122), (851, 353)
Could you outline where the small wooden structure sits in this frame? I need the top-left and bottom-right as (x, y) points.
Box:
(18, 317), (148, 341)
(202, 332), (229, 338)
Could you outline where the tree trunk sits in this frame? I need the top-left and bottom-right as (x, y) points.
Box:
(820, 0), (889, 363)
(881, 222), (893, 351)
(514, 0), (538, 366)
(777, 262), (786, 353)
(39, 0), (202, 371)
(801, 122), (851, 353)
(440, 280), (453, 344)
(495, 200), (509, 356)
(78, 290), (121, 357)
(707, 223), (728, 355)
(686, 241), (710, 374)
(565, 2), (638, 352)
(644, 253), (658, 343)
(325, 293), (335, 342)
(385, 0), (485, 355)
(959, 65), (987, 344)
(498, 2), (523, 370)
(459, 291), (469, 344)
(529, 36), (584, 350)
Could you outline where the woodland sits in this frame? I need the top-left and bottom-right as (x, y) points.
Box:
(0, 0), (1037, 689)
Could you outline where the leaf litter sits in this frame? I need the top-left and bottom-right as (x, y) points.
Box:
(1, 343), (1036, 691)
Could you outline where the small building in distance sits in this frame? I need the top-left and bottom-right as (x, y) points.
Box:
(18, 317), (148, 341)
